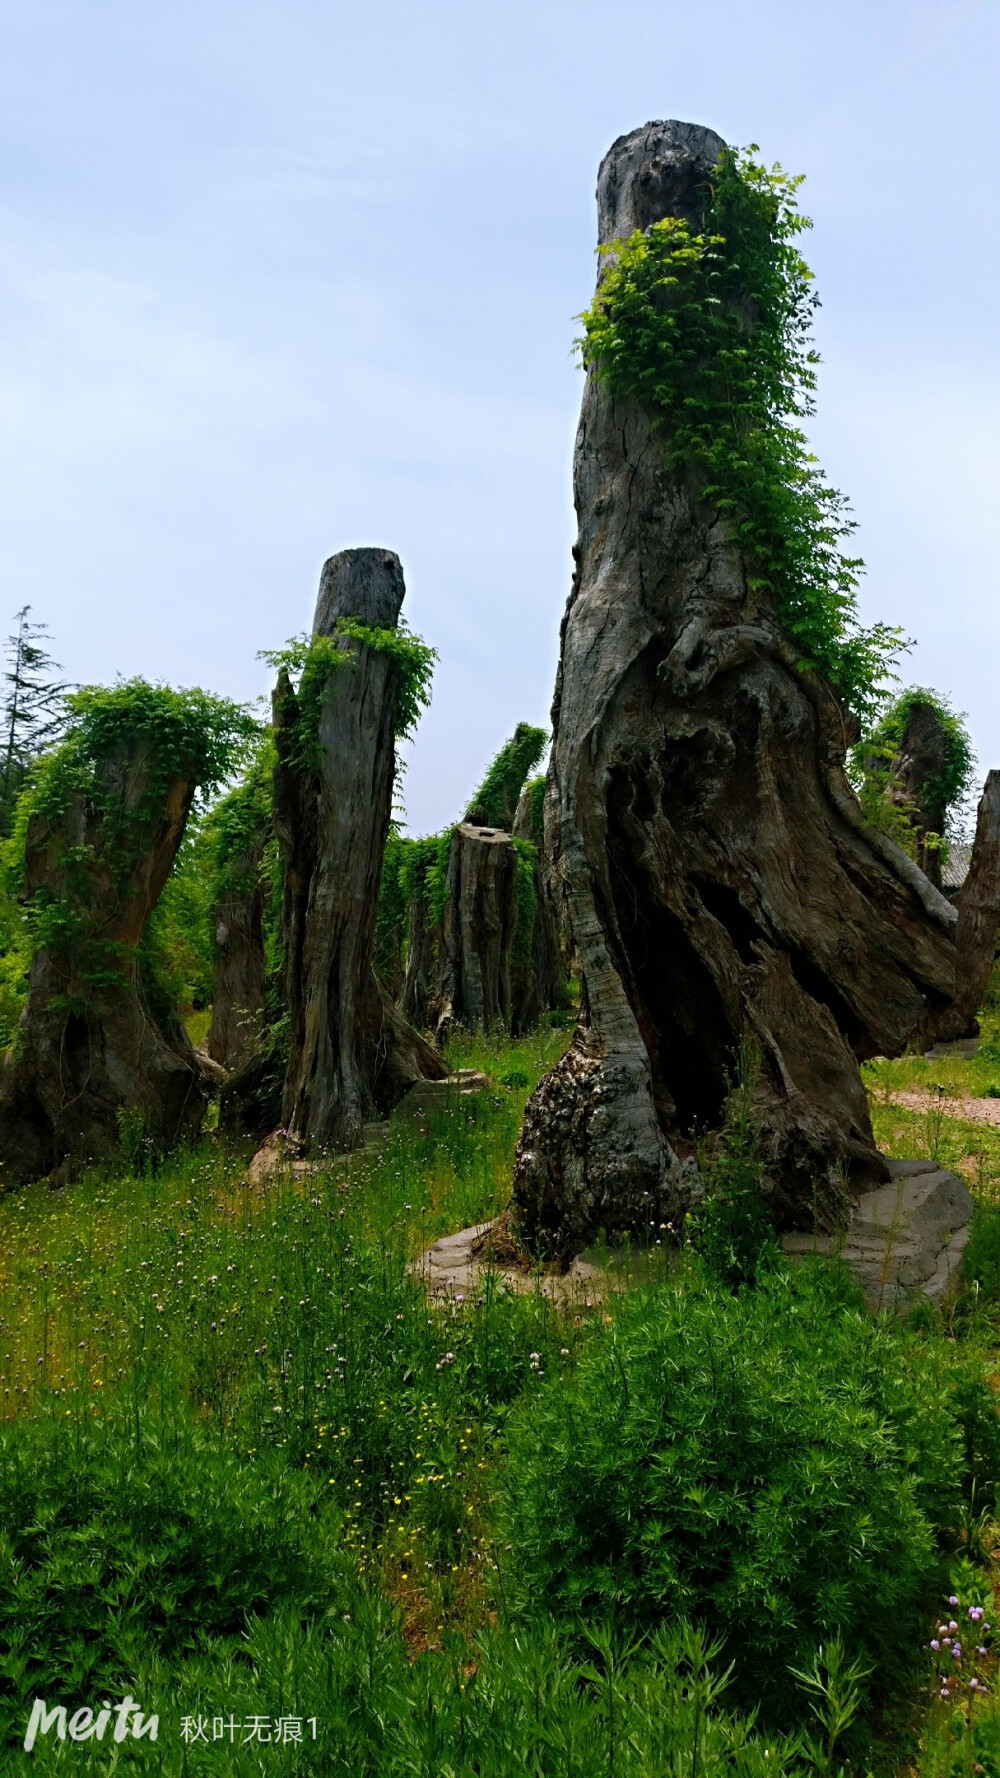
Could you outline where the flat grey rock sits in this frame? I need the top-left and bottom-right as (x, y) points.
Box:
(782, 1162), (974, 1312)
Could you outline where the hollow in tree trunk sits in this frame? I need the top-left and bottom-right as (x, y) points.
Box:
(511, 120), (957, 1258)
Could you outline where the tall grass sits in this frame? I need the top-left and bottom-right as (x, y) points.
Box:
(0, 1021), (998, 1774)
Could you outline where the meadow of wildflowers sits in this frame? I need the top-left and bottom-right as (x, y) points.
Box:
(0, 1023), (999, 1773)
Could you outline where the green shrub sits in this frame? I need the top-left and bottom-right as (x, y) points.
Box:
(0, 1407), (345, 1711)
(963, 1205), (1000, 1302)
(687, 1046), (779, 1288)
(500, 1265), (1000, 1713)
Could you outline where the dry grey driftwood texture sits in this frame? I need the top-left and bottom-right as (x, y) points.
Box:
(275, 548), (445, 1153)
(512, 120), (958, 1257)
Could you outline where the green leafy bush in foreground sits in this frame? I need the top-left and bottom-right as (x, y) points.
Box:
(500, 1264), (1000, 1715)
(0, 1409), (345, 1713)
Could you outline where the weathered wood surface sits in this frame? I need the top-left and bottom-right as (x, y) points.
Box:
(434, 823), (519, 1036)
(934, 770), (1000, 1041)
(887, 698), (954, 888)
(207, 857), (268, 1073)
(511, 781), (565, 1035)
(0, 749), (203, 1185)
(511, 119), (957, 1258)
(274, 548), (445, 1153)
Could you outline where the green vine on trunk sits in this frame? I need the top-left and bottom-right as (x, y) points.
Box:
(465, 723), (547, 831)
(260, 620), (436, 775)
(849, 687), (975, 860)
(576, 144), (905, 727)
(5, 679), (258, 975)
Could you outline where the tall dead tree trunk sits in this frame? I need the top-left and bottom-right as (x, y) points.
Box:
(0, 752), (203, 1185)
(401, 889), (437, 1029)
(511, 120), (957, 1258)
(934, 771), (1000, 1042)
(511, 782), (565, 1035)
(890, 699), (954, 888)
(274, 548), (444, 1152)
(207, 837), (268, 1072)
(432, 823), (519, 1036)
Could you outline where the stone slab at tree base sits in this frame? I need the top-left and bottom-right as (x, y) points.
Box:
(781, 1159), (974, 1313)
(412, 1218), (604, 1307)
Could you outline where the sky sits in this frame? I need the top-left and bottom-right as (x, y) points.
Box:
(0, 0), (997, 833)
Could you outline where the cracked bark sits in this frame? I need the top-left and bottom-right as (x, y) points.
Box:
(511, 120), (957, 1258)
(935, 771), (1000, 1042)
(432, 823), (519, 1036)
(207, 849), (268, 1073)
(0, 750), (203, 1186)
(511, 782), (566, 1035)
(275, 548), (445, 1153)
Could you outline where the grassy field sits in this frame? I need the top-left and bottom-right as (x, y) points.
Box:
(2, 1021), (1000, 1773)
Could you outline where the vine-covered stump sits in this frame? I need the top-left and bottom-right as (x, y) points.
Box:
(934, 769), (1000, 1043)
(433, 822), (519, 1036)
(274, 547), (445, 1153)
(512, 120), (957, 1257)
(0, 689), (245, 1184)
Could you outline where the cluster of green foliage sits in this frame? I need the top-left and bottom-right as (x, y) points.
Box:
(465, 722), (547, 830)
(0, 607), (68, 838)
(500, 1259), (1000, 1717)
(519, 773), (547, 848)
(0, 1022), (998, 1771)
(688, 1044), (779, 1288)
(0, 1403), (817, 1777)
(261, 619), (436, 775)
(2, 681), (257, 1021)
(511, 837), (538, 964)
(373, 724), (550, 1011)
(850, 686), (975, 858)
(577, 147), (904, 725)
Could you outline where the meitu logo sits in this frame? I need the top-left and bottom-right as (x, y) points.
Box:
(24, 1694), (159, 1750)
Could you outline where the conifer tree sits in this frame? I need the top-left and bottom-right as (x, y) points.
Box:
(0, 607), (68, 832)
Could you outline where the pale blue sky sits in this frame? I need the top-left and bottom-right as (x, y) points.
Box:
(1, 1), (997, 832)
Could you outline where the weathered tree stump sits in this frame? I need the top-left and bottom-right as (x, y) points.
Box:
(274, 548), (445, 1152)
(433, 823), (519, 1036)
(887, 698), (955, 888)
(511, 780), (565, 1035)
(207, 849), (268, 1073)
(511, 120), (957, 1258)
(934, 771), (1000, 1042)
(0, 738), (204, 1184)
(400, 857), (438, 1031)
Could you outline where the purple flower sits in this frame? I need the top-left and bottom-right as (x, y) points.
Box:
(969, 1607), (984, 1622)
(949, 1621), (959, 1633)
(979, 1648), (988, 1656)
(931, 1640), (940, 1651)
(971, 1679), (980, 1691)
(949, 1596), (960, 1606)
